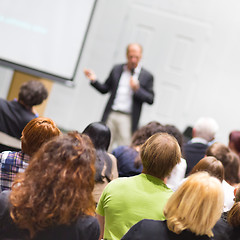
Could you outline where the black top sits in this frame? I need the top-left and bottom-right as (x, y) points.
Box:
(0, 99), (36, 139)
(121, 219), (213, 240)
(213, 218), (240, 240)
(183, 142), (208, 176)
(0, 190), (100, 240)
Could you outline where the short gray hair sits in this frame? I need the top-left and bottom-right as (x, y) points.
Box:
(194, 117), (219, 142)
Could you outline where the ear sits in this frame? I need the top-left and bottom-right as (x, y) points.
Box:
(192, 128), (196, 138)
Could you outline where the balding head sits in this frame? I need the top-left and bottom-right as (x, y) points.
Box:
(126, 43), (142, 70)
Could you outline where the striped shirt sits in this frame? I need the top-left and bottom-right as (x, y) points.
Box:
(0, 151), (29, 192)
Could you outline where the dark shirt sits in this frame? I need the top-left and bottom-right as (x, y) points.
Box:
(183, 142), (208, 176)
(213, 217), (240, 240)
(112, 145), (143, 177)
(0, 99), (36, 139)
(0, 190), (100, 240)
(121, 219), (211, 240)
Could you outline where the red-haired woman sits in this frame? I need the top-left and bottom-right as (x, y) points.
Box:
(0, 132), (99, 240)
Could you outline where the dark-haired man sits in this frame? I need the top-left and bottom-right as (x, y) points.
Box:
(0, 80), (48, 140)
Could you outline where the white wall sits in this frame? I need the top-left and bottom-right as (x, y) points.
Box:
(1, 0), (240, 144)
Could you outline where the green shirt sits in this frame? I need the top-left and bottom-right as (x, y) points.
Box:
(96, 173), (173, 240)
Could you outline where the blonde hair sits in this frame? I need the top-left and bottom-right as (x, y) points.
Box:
(164, 172), (224, 237)
(140, 132), (181, 179)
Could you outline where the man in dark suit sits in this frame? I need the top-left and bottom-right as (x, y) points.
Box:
(183, 117), (219, 176)
(84, 43), (154, 149)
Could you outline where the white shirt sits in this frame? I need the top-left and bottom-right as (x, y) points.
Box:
(222, 180), (235, 212)
(167, 158), (187, 191)
(112, 65), (141, 113)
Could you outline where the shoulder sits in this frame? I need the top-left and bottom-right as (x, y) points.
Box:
(122, 220), (166, 240)
(75, 216), (100, 240)
(112, 145), (130, 155)
(213, 218), (232, 240)
(76, 215), (99, 230)
(112, 64), (124, 72)
(140, 67), (154, 79)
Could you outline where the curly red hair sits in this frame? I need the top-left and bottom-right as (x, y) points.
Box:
(10, 131), (96, 238)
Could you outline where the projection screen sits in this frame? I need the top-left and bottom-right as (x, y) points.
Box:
(0, 0), (97, 84)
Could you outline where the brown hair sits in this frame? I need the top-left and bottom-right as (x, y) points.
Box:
(130, 121), (162, 168)
(206, 142), (240, 184)
(206, 142), (230, 167)
(190, 156), (224, 182)
(229, 131), (240, 155)
(18, 80), (48, 107)
(140, 132), (181, 179)
(10, 132), (96, 238)
(224, 151), (240, 185)
(227, 202), (240, 227)
(21, 117), (61, 156)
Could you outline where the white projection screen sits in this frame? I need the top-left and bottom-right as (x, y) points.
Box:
(0, 0), (97, 84)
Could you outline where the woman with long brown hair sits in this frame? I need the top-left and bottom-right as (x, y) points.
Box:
(0, 132), (99, 240)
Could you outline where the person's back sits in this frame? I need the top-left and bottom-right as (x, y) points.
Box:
(96, 133), (181, 240)
(0, 80), (48, 139)
(183, 117), (219, 175)
(0, 132), (100, 240)
(97, 174), (172, 239)
(0, 99), (36, 139)
(82, 122), (118, 203)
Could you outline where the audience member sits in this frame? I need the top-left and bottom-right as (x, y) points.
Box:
(190, 156), (224, 181)
(229, 131), (240, 179)
(183, 117), (219, 175)
(213, 186), (240, 240)
(82, 122), (118, 202)
(206, 142), (235, 211)
(229, 131), (240, 157)
(0, 132), (99, 240)
(121, 172), (224, 240)
(96, 132), (181, 240)
(0, 80), (48, 139)
(112, 121), (162, 177)
(0, 117), (60, 192)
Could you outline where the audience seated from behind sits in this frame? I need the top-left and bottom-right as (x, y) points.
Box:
(96, 132), (181, 240)
(112, 121), (162, 177)
(0, 132), (100, 240)
(0, 117), (60, 192)
(82, 122), (118, 203)
(206, 142), (237, 211)
(183, 117), (219, 176)
(121, 172), (224, 240)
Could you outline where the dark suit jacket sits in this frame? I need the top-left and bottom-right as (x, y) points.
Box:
(183, 142), (208, 176)
(91, 64), (154, 133)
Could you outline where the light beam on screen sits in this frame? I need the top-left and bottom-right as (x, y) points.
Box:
(0, 0), (97, 84)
